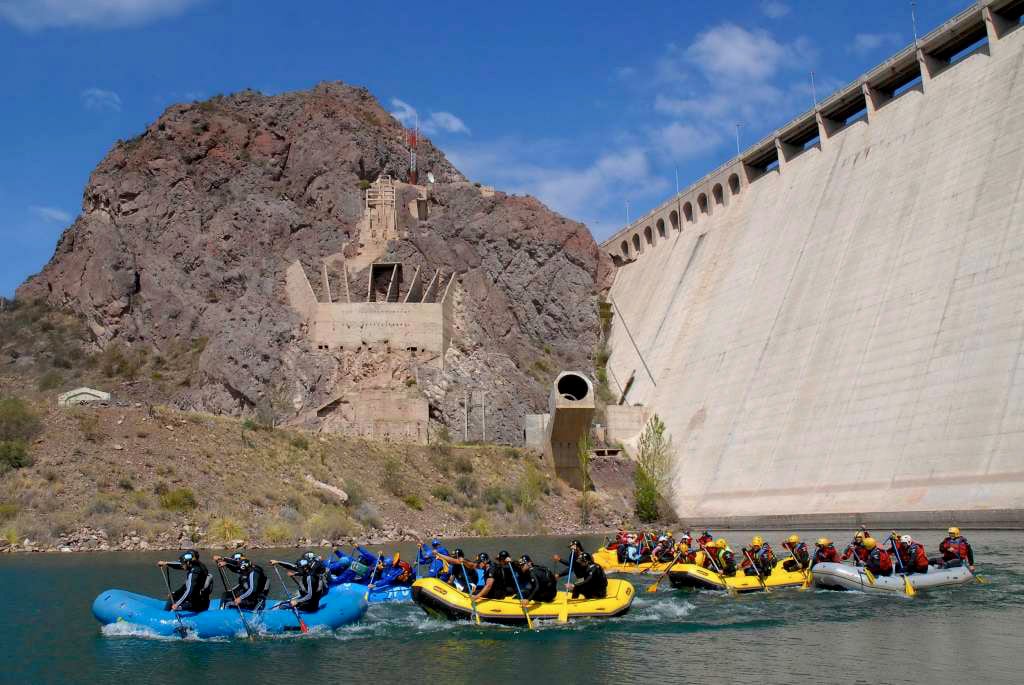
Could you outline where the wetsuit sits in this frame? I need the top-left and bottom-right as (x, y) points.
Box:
(220, 559), (269, 610)
(453, 564), (483, 593)
(555, 556), (582, 581)
(165, 560), (211, 612)
(277, 561), (327, 611)
(571, 561), (608, 599)
(328, 548), (376, 583)
(782, 543), (810, 571)
(519, 564), (558, 602)
(811, 545), (841, 567)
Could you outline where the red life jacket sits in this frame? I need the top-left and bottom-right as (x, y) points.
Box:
(867, 548), (893, 575)
(815, 545), (841, 564)
(940, 536), (969, 562)
(842, 545), (869, 562)
(909, 543), (929, 572)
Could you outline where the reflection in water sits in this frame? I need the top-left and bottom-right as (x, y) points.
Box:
(2, 530), (1022, 683)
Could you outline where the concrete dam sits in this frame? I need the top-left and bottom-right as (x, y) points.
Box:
(600, 1), (1024, 526)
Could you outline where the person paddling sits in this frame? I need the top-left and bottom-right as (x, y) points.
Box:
(213, 552), (268, 610)
(741, 536), (776, 577)
(158, 550), (212, 612)
(781, 535), (810, 572)
(892, 534), (929, 574)
(516, 554), (558, 604)
(270, 556), (327, 611)
(417, 538), (451, 581)
(553, 540), (586, 579)
(841, 532), (870, 564)
(566, 553), (608, 599)
(861, 537), (893, 577)
(935, 526), (975, 571)
(811, 538), (841, 567)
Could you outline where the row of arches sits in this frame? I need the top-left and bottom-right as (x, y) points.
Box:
(616, 172), (742, 260)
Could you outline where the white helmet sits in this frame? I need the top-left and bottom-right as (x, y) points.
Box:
(900, 534), (912, 544)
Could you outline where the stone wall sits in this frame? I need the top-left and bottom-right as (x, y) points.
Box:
(603, 14), (1024, 520)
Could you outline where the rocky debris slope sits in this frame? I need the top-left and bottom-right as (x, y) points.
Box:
(18, 83), (612, 442)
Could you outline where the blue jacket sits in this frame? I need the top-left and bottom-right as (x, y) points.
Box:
(417, 544), (451, 579)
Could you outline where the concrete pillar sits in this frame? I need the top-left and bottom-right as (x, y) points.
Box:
(775, 137), (801, 173)
(321, 261), (333, 303)
(816, 111), (843, 148)
(983, 6), (1015, 52)
(917, 48), (947, 91)
(544, 372), (595, 489)
(861, 83), (891, 124)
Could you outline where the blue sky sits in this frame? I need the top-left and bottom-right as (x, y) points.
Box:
(0, 0), (975, 297)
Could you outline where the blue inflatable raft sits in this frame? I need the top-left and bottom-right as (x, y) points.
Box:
(92, 583), (368, 638)
(367, 585), (412, 604)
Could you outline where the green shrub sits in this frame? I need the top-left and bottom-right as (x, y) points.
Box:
(0, 441), (32, 472)
(381, 458), (405, 497)
(430, 485), (455, 502)
(118, 477), (134, 491)
(455, 474), (477, 497)
(0, 397), (42, 442)
(241, 418), (258, 431)
(210, 517), (245, 541)
(308, 508), (354, 541)
(159, 488), (197, 512)
(88, 496), (117, 515)
(0, 503), (17, 522)
(452, 455), (473, 474)
(36, 371), (64, 391)
(634, 470), (660, 523)
(469, 512), (490, 536)
(354, 502), (382, 529)
(358, 179), (372, 190)
(263, 521), (292, 544)
(402, 494), (424, 511)
(289, 434), (309, 450)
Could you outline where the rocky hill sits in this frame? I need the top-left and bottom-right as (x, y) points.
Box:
(17, 82), (612, 442)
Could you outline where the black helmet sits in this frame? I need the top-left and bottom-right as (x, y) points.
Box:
(519, 554), (532, 565)
(238, 558), (252, 572)
(302, 551), (319, 562)
(231, 551), (246, 562)
(453, 548), (465, 559)
(477, 552), (490, 564)
(580, 552), (593, 564)
(296, 557), (310, 569)
(570, 539), (583, 549)
(497, 550), (511, 561)
(179, 550), (198, 565)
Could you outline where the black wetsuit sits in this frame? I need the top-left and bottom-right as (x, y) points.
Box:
(519, 564), (558, 602)
(480, 563), (514, 599)
(571, 561), (608, 599)
(220, 559), (269, 610)
(555, 555), (583, 581)
(165, 560), (211, 612)
(277, 561), (327, 612)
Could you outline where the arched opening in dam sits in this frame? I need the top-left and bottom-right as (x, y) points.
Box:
(657, 218), (666, 238)
(728, 173), (741, 196)
(713, 183), (724, 206)
(644, 226), (653, 245)
(670, 209), (679, 231)
(683, 202), (694, 223)
(632, 233), (641, 252)
(697, 193), (708, 214)
(620, 240), (629, 257)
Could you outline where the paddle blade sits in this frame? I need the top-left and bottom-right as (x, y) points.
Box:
(558, 595), (569, 623)
(903, 576), (916, 597)
(863, 568), (876, 585)
(645, 582), (660, 593)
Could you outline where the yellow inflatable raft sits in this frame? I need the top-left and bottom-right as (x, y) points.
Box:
(411, 577), (635, 625)
(667, 559), (808, 593)
(592, 546), (677, 575)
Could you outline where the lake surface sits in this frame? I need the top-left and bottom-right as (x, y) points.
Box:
(2, 529), (1022, 684)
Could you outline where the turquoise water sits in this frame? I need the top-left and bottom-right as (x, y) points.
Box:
(1, 530), (1022, 684)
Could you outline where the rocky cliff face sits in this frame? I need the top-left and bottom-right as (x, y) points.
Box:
(18, 82), (612, 443)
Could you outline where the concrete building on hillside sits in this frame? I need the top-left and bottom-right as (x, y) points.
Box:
(600, 0), (1024, 526)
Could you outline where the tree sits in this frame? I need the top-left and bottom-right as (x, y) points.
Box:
(633, 414), (672, 523)
(577, 432), (593, 525)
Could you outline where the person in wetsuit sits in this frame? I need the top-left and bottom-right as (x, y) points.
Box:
(567, 553), (607, 599)
(781, 534), (810, 572)
(270, 556), (327, 611)
(741, 536), (777, 577)
(158, 549), (212, 612)
(214, 552), (268, 610)
(553, 539), (587, 579)
(934, 527), (975, 571)
(417, 538), (451, 581)
(516, 554), (558, 604)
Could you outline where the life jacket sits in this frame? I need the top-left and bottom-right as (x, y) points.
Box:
(940, 536), (970, 562)
(908, 543), (929, 572)
(394, 559), (414, 583)
(842, 545), (869, 562)
(813, 545), (841, 564)
(866, 548), (893, 576)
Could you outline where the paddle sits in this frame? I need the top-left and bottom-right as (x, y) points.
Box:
(963, 560), (987, 584)
(509, 564), (535, 630)
(366, 553), (383, 589)
(699, 544), (738, 597)
(215, 559), (256, 639)
(783, 542), (812, 590)
(645, 550), (683, 593)
(460, 563), (482, 625)
(887, 536), (916, 597)
(159, 565), (189, 637)
(558, 550), (575, 624)
(271, 563), (309, 633)
(743, 549), (770, 593)
(846, 539), (875, 585)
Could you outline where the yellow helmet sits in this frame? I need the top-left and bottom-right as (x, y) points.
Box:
(751, 535), (764, 547)
(862, 537), (877, 550)
(715, 538), (727, 548)
(816, 537), (831, 546)
(948, 526), (960, 536)
(787, 534), (800, 545)
(854, 531), (865, 541)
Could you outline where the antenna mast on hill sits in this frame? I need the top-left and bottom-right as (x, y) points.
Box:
(810, 71), (819, 108)
(407, 114), (419, 184)
(911, 1), (919, 45)
(734, 123), (742, 157)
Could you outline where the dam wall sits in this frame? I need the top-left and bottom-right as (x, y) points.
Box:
(602, 0), (1024, 522)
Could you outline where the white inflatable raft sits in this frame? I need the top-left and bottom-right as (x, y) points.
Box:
(811, 562), (975, 594)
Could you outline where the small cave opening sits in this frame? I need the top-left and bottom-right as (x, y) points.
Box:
(556, 373), (590, 401)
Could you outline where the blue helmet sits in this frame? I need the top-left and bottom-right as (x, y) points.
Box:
(336, 555), (353, 567)
(431, 538), (442, 547)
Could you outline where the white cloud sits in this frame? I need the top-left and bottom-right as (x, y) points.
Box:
(760, 1), (791, 18)
(0, 0), (203, 30)
(685, 23), (799, 82)
(81, 87), (122, 112)
(390, 98), (470, 135)
(30, 205), (72, 223)
(850, 32), (904, 56)
(656, 122), (723, 160)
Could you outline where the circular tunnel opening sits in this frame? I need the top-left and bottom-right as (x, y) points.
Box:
(557, 373), (591, 401)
